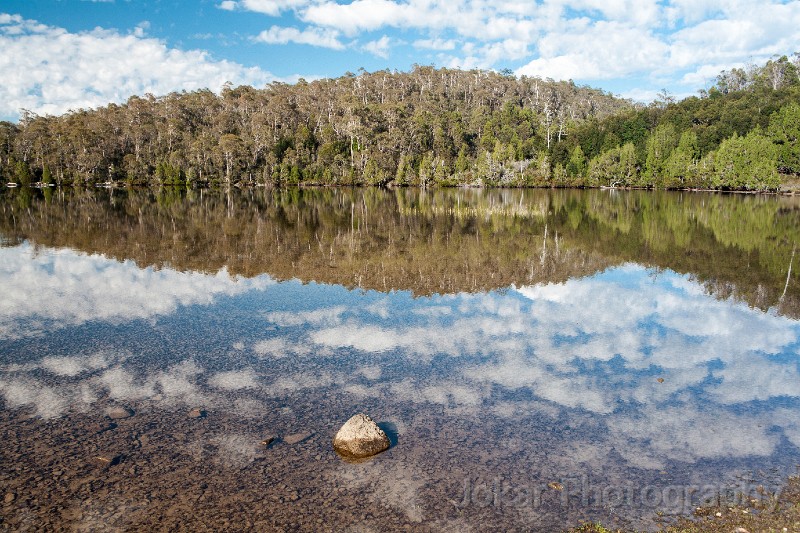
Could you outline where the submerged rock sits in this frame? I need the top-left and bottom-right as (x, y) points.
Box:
(187, 408), (206, 419)
(106, 406), (134, 420)
(332, 413), (390, 460)
(93, 453), (122, 467)
(95, 422), (117, 434)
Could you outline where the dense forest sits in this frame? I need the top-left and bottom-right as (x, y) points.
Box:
(551, 55), (800, 191)
(1, 55), (799, 191)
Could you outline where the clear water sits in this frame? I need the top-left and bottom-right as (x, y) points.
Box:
(1, 187), (799, 531)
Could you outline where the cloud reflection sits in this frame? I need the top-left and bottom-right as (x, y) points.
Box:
(0, 242), (273, 340)
(1, 252), (799, 472)
(283, 263), (800, 466)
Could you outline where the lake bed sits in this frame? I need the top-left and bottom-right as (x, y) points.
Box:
(1, 187), (799, 531)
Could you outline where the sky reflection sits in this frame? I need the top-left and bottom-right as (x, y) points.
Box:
(0, 242), (274, 340)
(1, 243), (799, 473)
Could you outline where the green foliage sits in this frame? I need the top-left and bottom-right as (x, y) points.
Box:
(566, 145), (587, 179)
(553, 55), (800, 190)
(552, 162), (568, 186)
(363, 158), (388, 186)
(644, 123), (678, 187)
(155, 161), (185, 185)
(713, 130), (779, 190)
(768, 102), (800, 174)
(663, 130), (699, 187)
(588, 142), (637, 187)
(41, 166), (53, 185)
(3, 67), (631, 189)
(14, 160), (32, 186)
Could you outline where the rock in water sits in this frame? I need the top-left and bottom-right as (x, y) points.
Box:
(106, 406), (134, 420)
(332, 413), (390, 460)
(187, 407), (206, 419)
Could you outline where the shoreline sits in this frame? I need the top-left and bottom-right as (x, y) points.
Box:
(6, 181), (800, 196)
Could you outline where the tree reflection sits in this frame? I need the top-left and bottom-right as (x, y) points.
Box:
(0, 187), (797, 316)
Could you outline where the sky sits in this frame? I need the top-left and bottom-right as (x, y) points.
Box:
(1, 0), (799, 121)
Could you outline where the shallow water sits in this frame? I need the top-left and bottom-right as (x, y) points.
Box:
(1, 187), (799, 531)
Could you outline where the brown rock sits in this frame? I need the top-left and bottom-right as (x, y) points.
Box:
(106, 406), (134, 420)
(93, 453), (122, 467)
(95, 422), (117, 434)
(4, 492), (15, 504)
(332, 413), (390, 460)
(187, 408), (206, 419)
(260, 436), (276, 447)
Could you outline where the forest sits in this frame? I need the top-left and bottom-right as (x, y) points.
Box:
(1, 55), (799, 191)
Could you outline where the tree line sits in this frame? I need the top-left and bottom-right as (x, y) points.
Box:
(1, 56), (799, 191)
(0, 66), (626, 188)
(550, 54), (800, 191)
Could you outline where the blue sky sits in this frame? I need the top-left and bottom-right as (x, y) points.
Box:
(1, 0), (799, 121)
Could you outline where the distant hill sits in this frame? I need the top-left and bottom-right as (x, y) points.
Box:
(1, 57), (798, 191)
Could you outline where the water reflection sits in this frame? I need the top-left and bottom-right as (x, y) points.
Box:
(0, 242), (272, 340)
(1, 187), (798, 315)
(1, 187), (799, 531)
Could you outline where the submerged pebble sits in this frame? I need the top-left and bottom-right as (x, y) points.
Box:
(187, 408), (206, 419)
(106, 406), (134, 420)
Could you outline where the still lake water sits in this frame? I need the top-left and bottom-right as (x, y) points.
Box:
(1, 187), (799, 531)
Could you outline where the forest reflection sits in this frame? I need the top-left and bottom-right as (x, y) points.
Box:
(1, 186), (798, 318)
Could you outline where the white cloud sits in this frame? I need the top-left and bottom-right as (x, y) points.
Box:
(710, 357), (800, 404)
(413, 38), (456, 51)
(245, 0), (311, 15)
(311, 319), (482, 358)
(663, 0), (726, 25)
(301, 0), (410, 36)
(363, 35), (392, 58)
(0, 378), (72, 419)
(608, 404), (778, 468)
(218, 0), (311, 15)
(97, 367), (157, 401)
(211, 434), (262, 467)
(5, 0), (800, 114)
(620, 87), (663, 103)
(254, 25), (345, 49)
(253, 337), (291, 357)
(517, 21), (669, 80)
(0, 243), (272, 339)
(0, 14), (279, 120)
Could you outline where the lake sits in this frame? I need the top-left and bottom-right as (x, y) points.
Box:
(1, 186), (799, 531)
